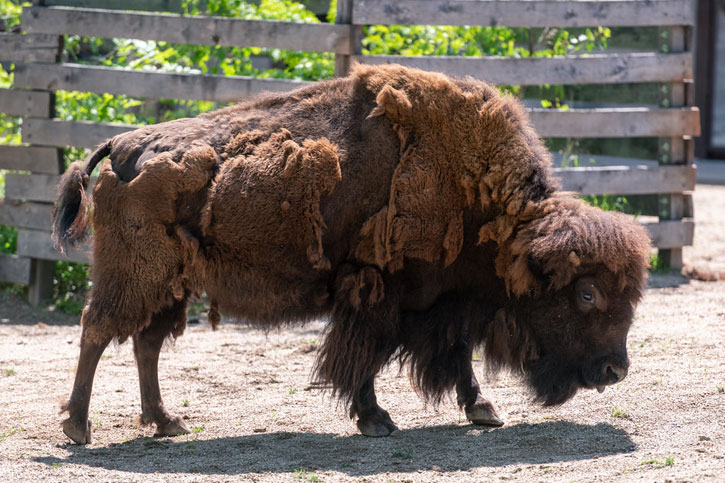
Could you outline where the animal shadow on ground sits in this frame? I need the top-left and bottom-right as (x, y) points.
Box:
(35, 421), (634, 476)
(647, 272), (690, 289)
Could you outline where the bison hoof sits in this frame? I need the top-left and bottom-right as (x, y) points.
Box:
(465, 398), (504, 427)
(62, 417), (93, 445)
(357, 409), (399, 437)
(154, 415), (190, 437)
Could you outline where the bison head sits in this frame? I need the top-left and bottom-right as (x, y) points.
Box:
(485, 195), (651, 406)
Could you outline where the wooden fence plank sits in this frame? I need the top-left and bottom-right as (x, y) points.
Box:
(44, 0), (186, 12)
(642, 219), (694, 249)
(0, 146), (60, 174)
(529, 107), (700, 138)
(23, 6), (352, 54)
(14, 63), (310, 103)
(0, 199), (53, 231)
(4, 173), (59, 203)
(352, 0), (695, 28)
(23, 118), (136, 148)
(555, 165), (696, 195)
(43, 0), (331, 16)
(0, 33), (59, 63)
(358, 52), (693, 85)
(0, 88), (52, 117)
(0, 254), (32, 285)
(16, 228), (90, 264)
(21, 106), (701, 149)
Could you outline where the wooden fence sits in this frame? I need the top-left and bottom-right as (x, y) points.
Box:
(0, 0), (699, 304)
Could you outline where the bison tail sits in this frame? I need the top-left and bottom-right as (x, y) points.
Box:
(51, 141), (111, 254)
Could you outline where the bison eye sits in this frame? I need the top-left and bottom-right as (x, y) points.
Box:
(575, 277), (607, 313)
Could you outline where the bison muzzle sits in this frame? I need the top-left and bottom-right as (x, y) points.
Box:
(52, 64), (651, 444)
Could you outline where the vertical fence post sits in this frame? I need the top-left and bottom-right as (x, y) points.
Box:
(334, 0), (361, 77)
(658, 24), (694, 270)
(24, 0), (62, 305)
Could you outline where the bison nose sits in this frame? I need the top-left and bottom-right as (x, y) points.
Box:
(603, 362), (628, 384)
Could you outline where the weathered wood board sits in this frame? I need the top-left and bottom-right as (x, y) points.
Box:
(352, 0), (696, 28)
(14, 63), (310, 104)
(0, 254), (32, 285)
(0, 146), (60, 174)
(23, 6), (351, 54)
(358, 53), (693, 85)
(0, 33), (59, 63)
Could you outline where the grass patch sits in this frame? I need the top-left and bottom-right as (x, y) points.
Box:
(0, 427), (23, 439)
(392, 448), (414, 460)
(717, 386), (724, 393)
(611, 406), (630, 419)
(2, 368), (16, 376)
(640, 457), (674, 467)
(294, 468), (320, 481)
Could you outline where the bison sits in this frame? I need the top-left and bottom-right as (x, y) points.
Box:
(52, 64), (651, 444)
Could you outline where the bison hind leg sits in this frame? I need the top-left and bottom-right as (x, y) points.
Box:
(133, 297), (190, 437)
(61, 321), (113, 444)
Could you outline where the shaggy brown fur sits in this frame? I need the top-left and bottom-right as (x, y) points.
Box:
(52, 64), (651, 443)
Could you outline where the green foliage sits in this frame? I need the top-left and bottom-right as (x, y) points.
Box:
(70, 0), (334, 81)
(582, 194), (630, 213)
(0, 64), (21, 146)
(649, 254), (670, 273)
(364, 25), (521, 57)
(55, 91), (143, 124)
(0, 225), (16, 254)
(363, 25), (609, 58)
(53, 262), (91, 315)
(0, 0), (23, 31)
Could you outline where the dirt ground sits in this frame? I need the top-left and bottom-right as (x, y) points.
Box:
(1, 186), (723, 482)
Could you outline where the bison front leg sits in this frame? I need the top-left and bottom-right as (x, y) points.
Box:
(316, 265), (400, 437)
(455, 351), (504, 427)
(61, 327), (112, 444)
(351, 377), (399, 437)
(132, 300), (189, 437)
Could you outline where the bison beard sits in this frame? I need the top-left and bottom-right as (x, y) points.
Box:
(52, 64), (651, 444)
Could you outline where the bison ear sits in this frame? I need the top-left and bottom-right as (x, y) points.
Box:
(367, 85), (412, 124)
(568, 250), (581, 267)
